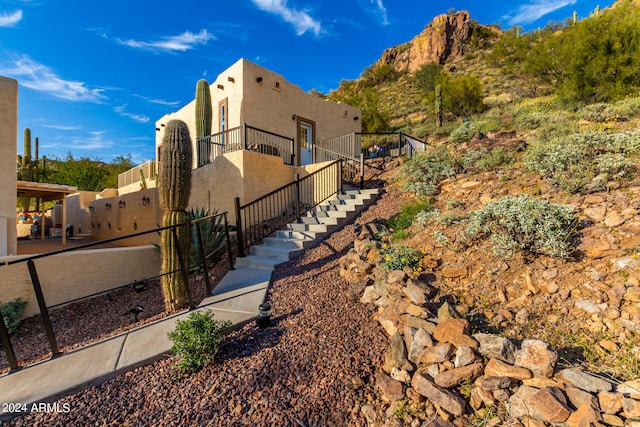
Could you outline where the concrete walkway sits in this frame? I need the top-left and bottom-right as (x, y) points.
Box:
(0, 187), (379, 422)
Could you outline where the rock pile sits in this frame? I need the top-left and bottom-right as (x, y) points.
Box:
(340, 222), (640, 426)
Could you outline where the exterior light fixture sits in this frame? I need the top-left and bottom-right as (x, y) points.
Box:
(141, 196), (150, 206)
(119, 200), (125, 208)
(89, 206), (94, 212)
(105, 203), (112, 211)
(227, 76), (235, 83)
(354, 116), (359, 121)
(256, 77), (263, 83)
(257, 303), (271, 328)
(291, 114), (297, 121)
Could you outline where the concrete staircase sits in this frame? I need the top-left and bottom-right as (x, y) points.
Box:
(234, 188), (380, 271)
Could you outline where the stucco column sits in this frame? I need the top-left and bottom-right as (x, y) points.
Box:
(0, 76), (18, 256)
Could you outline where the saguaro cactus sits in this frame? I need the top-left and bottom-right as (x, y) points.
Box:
(20, 128), (33, 211)
(195, 79), (212, 139)
(159, 120), (193, 311)
(435, 85), (443, 128)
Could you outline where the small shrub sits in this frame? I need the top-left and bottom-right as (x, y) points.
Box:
(400, 147), (456, 196)
(381, 244), (424, 273)
(388, 201), (433, 232)
(464, 147), (515, 172)
(449, 120), (480, 143)
(1, 298), (27, 335)
(466, 194), (578, 258)
(168, 310), (232, 373)
(414, 209), (440, 227)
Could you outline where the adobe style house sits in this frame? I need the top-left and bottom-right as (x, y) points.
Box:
(0, 76), (18, 256)
(155, 58), (361, 168)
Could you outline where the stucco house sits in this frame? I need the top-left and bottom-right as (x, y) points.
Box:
(155, 58), (361, 168)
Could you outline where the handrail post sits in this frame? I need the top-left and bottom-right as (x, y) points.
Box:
(234, 197), (245, 257)
(243, 123), (247, 150)
(359, 153), (365, 189)
(195, 221), (211, 295)
(223, 213), (235, 270)
(27, 259), (60, 357)
(172, 226), (194, 310)
(294, 173), (301, 222)
(0, 308), (20, 372)
(338, 160), (343, 194)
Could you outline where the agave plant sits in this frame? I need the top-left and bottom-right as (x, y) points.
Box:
(189, 207), (230, 275)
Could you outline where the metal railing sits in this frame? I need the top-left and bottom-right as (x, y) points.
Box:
(0, 214), (235, 374)
(318, 132), (428, 161)
(234, 160), (342, 256)
(197, 124), (294, 167)
(118, 160), (156, 188)
(314, 145), (364, 188)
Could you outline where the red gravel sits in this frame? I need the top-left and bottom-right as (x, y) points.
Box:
(4, 184), (403, 426)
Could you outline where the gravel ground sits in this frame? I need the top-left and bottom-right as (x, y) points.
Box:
(5, 184), (403, 427)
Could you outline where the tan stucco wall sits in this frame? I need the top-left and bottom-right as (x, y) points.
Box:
(155, 58), (361, 168)
(0, 246), (160, 317)
(65, 192), (98, 236)
(0, 77), (18, 256)
(90, 188), (161, 246)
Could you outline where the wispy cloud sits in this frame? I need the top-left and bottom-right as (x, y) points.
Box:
(0, 9), (22, 27)
(0, 54), (106, 102)
(371, 0), (388, 25)
(251, 0), (321, 36)
(70, 131), (113, 151)
(43, 124), (81, 131)
(114, 105), (150, 123)
(115, 29), (214, 53)
(133, 94), (180, 107)
(505, 0), (577, 25)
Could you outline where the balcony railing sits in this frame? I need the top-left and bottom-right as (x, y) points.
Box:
(196, 124), (294, 167)
(117, 160), (156, 188)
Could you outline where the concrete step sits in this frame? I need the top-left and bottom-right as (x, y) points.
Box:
(275, 229), (321, 240)
(308, 209), (349, 219)
(235, 255), (284, 271)
(286, 222), (335, 233)
(299, 215), (340, 225)
(263, 236), (315, 250)
(250, 244), (303, 261)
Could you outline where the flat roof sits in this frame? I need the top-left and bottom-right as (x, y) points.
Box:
(16, 181), (78, 203)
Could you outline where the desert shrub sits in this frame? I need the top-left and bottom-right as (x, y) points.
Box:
(450, 121), (480, 143)
(466, 194), (578, 258)
(401, 147), (456, 196)
(381, 244), (424, 273)
(414, 209), (440, 227)
(464, 147), (514, 171)
(168, 310), (232, 373)
(524, 130), (640, 193)
(1, 298), (27, 335)
(388, 201), (433, 232)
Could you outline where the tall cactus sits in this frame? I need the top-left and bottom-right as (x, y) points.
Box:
(20, 128), (33, 211)
(435, 85), (443, 128)
(195, 79), (212, 139)
(159, 120), (193, 311)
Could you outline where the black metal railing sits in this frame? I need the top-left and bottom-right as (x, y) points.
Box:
(358, 132), (427, 159)
(0, 214), (235, 374)
(197, 124), (295, 167)
(234, 160), (342, 256)
(314, 145), (364, 188)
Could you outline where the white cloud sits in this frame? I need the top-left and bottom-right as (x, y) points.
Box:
(0, 9), (22, 27)
(0, 55), (106, 102)
(505, 0), (577, 25)
(114, 105), (150, 124)
(371, 0), (388, 25)
(70, 131), (113, 151)
(133, 94), (180, 107)
(116, 29), (214, 53)
(251, 0), (321, 36)
(43, 124), (81, 131)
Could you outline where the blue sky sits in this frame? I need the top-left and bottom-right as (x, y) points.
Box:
(1, 0), (610, 165)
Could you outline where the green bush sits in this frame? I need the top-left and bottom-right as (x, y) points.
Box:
(388, 201), (433, 232)
(463, 147), (515, 171)
(465, 194), (578, 258)
(381, 244), (424, 273)
(1, 298), (27, 335)
(168, 310), (232, 373)
(400, 147), (456, 196)
(449, 120), (480, 143)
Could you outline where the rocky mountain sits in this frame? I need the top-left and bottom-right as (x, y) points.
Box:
(375, 11), (499, 73)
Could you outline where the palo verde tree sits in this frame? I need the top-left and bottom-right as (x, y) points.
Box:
(158, 120), (193, 311)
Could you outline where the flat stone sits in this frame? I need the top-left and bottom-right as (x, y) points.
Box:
(361, 285), (381, 304)
(433, 363), (484, 388)
(624, 397), (640, 419)
(598, 391), (623, 415)
(405, 315), (437, 332)
(418, 343), (454, 365)
(412, 373), (466, 417)
(566, 404), (603, 427)
(508, 385), (542, 419)
(565, 385), (598, 410)
(617, 379), (640, 395)
(387, 270), (407, 285)
(534, 386), (571, 423)
(484, 358), (532, 380)
(383, 332), (412, 373)
(604, 212), (625, 227)
(556, 368), (613, 393)
(480, 376), (512, 391)
(403, 281), (426, 305)
(454, 346), (476, 368)
(378, 311), (402, 337)
(406, 303), (429, 319)
(473, 333), (516, 364)
(601, 414), (624, 426)
(584, 206), (607, 222)
(441, 267), (467, 278)
(376, 371), (404, 402)
(408, 327), (433, 364)
(390, 367), (411, 383)
(514, 339), (557, 378)
(433, 318), (470, 343)
(437, 301), (460, 320)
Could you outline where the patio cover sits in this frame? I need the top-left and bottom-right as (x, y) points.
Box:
(16, 181), (78, 245)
